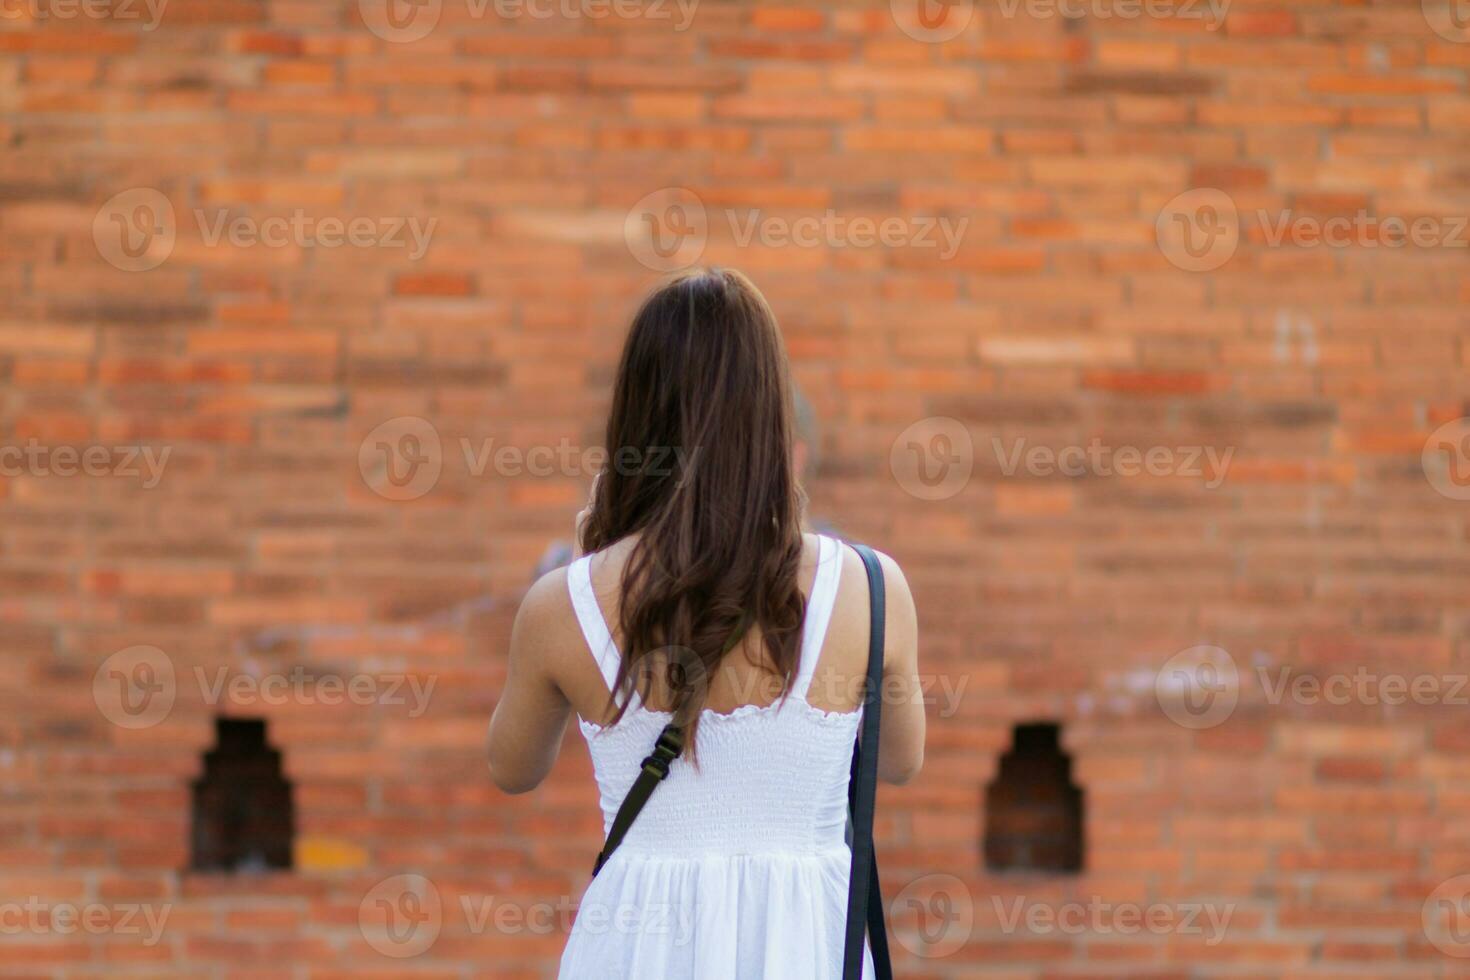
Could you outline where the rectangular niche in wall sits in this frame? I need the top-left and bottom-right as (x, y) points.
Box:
(984, 722), (1083, 874)
(190, 718), (294, 873)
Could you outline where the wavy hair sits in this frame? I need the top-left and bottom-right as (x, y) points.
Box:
(579, 269), (806, 756)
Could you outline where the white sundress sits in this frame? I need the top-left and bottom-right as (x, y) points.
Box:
(558, 534), (875, 980)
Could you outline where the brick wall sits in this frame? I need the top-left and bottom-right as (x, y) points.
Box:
(5, 0), (1470, 976)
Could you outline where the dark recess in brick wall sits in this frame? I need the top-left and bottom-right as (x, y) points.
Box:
(190, 718), (295, 873)
(984, 723), (1084, 874)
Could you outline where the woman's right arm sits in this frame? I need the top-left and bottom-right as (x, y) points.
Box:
(872, 551), (924, 785)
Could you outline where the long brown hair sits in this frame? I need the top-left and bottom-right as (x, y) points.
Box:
(580, 268), (806, 755)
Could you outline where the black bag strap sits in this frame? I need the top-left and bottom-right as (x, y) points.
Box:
(844, 543), (894, 980)
(591, 722), (682, 877)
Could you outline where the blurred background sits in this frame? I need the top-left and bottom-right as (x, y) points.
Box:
(5, 0), (1470, 976)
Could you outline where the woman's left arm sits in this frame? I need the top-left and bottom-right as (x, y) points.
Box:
(487, 570), (577, 794)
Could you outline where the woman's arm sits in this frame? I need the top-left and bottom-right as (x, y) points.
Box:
(486, 570), (576, 794)
(873, 551), (925, 785)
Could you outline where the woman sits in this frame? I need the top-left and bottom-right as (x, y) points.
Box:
(487, 268), (924, 979)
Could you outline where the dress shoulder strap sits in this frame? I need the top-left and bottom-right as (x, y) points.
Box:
(791, 535), (843, 702)
(567, 554), (641, 712)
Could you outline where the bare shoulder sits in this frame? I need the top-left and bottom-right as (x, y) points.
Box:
(831, 540), (914, 603)
(511, 565), (585, 671)
(832, 542), (917, 661)
(518, 564), (571, 628)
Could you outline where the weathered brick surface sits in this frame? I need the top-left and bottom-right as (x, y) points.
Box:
(3, 1), (1470, 976)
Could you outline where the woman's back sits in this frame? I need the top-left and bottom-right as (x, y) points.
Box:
(559, 534), (871, 979)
